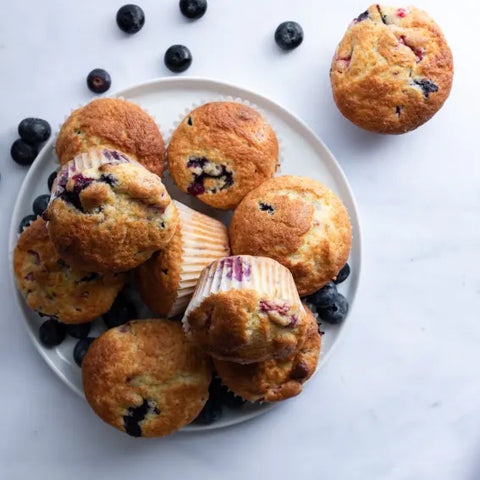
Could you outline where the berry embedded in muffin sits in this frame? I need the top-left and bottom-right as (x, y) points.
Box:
(167, 102), (278, 210)
(330, 4), (453, 134)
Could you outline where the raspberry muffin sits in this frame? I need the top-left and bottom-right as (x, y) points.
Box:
(183, 255), (307, 364)
(213, 305), (321, 402)
(167, 102), (278, 210)
(330, 4), (453, 134)
(229, 176), (352, 296)
(13, 218), (126, 324)
(82, 319), (211, 437)
(56, 98), (165, 176)
(45, 148), (178, 273)
(136, 201), (230, 318)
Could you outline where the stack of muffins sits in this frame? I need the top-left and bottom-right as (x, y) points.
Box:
(13, 96), (352, 438)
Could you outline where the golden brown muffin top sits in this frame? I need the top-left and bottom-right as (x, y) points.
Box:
(229, 176), (352, 296)
(167, 102), (278, 210)
(330, 4), (453, 134)
(56, 98), (165, 176)
(45, 149), (178, 273)
(13, 218), (126, 324)
(213, 305), (321, 402)
(82, 319), (212, 437)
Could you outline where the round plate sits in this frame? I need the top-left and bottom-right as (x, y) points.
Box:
(8, 77), (362, 431)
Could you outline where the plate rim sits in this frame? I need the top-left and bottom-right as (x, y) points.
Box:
(8, 75), (362, 431)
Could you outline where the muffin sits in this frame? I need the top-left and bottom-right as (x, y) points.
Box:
(330, 4), (453, 134)
(167, 102), (278, 210)
(13, 218), (126, 324)
(56, 97), (165, 176)
(136, 200), (230, 318)
(183, 255), (307, 364)
(82, 319), (211, 437)
(45, 148), (178, 273)
(213, 305), (321, 402)
(229, 176), (352, 296)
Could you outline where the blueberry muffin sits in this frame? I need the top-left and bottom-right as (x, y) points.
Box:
(213, 305), (321, 402)
(45, 148), (178, 273)
(56, 98), (165, 176)
(136, 201), (230, 318)
(183, 255), (307, 364)
(82, 319), (211, 437)
(167, 102), (278, 210)
(330, 4), (453, 134)
(229, 176), (352, 296)
(13, 218), (126, 324)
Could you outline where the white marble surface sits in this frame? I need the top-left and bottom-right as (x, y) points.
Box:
(0, 1), (479, 479)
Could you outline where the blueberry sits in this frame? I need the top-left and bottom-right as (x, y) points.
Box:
(116, 4), (145, 34)
(11, 139), (38, 165)
(194, 395), (222, 425)
(274, 21), (304, 50)
(86, 68), (111, 94)
(39, 319), (66, 348)
(307, 282), (338, 309)
(179, 0), (207, 19)
(413, 79), (438, 98)
(18, 214), (37, 233)
(316, 293), (349, 324)
(18, 118), (51, 145)
(32, 194), (50, 216)
(103, 295), (137, 329)
(73, 337), (96, 367)
(47, 170), (58, 191)
(66, 322), (92, 339)
(123, 399), (159, 437)
(334, 263), (350, 284)
(164, 45), (192, 73)
(210, 376), (245, 409)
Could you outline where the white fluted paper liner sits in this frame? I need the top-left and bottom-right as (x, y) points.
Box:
(168, 200), (230, 317)
(50, 148), (133, 201)
(167, 97), (283, 172)
(182, 255), (304, 330)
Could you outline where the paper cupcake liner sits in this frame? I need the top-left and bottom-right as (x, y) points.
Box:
(168, 200), (230, 317)
(183, 255), (303, 327)
(50, 148), (132, 201)
(166, 97), (284, 173)
(53, 97), (167, 173)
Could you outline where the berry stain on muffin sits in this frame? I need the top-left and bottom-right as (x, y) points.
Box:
(186, 156), (233, 196)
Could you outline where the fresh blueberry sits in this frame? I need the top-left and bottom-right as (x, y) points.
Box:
(18, 214), (37, 233)
(103, 295), (137, 329)
(274, 21), (304, 50)
(11, 139), (38, 166)
(47, 170), (58, 191)
(32, 194), (50, 216)
(73, 337), (96, 367)
(18, 118), (51, 145)
(164, 45), (192, 73)
(39, 319), (67, 348)
(66, 322), (92, 339)
(210, 376), (246, 408)
(316, 293), (349, 324)
(116, 4), (145, 34)
(86, 68), (111, 94)
(194, 395), (222, 425)
(307, 282), (339, 309)
(179, 0), (207, 19)
(334, 263), (350, 284)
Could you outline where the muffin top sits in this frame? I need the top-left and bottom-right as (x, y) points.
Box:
(167, 102), (278, 210)
(330, 4), (453, 134)
(136, 201), (230, 318)
(13, 218), (126, 324)
(229, 176), (352, 296)
(183, 255), (307, 364)
(82, 319), (211, 437)
(56, 98), (165, 176)
(45, 149), (178, 273)
(213, 305), (321, 402)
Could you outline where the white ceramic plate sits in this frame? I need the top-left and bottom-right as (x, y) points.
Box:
(8, 77), (361, 431)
